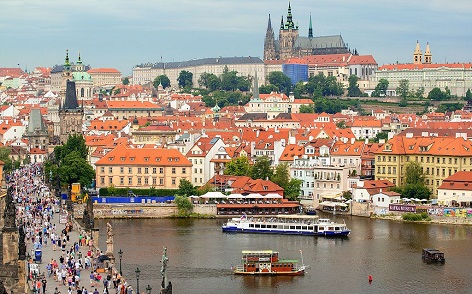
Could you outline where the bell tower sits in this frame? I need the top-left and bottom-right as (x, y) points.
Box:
(424, 42), (432, 64)
(279, 2), (299, 60)
(413, 41), (422, 64)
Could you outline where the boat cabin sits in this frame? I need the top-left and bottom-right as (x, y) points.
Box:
(422, 248), (445, 262)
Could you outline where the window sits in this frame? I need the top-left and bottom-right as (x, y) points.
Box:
(172, 168), (176, 174)
(171, 178), (176, 185)
(108, 167), (113, 173)
(138, 168), (142, 174)
(100, 167), (105, 173)
(128, 177), (132, 185)
(153, 168), (157, 174)
(200, 168), (203, 173)
(100, 177), (105, 184)
(160, 168), (164, 174)
(109, 177), (113, 184)
(137, 178), (142, 185)
(145, 178), (149, 185)
(120, 167), (124, 174)
(144, 157), (149, 162)
(145, 168), (149, 174)
(128, 167), (132, 174)
(120, 177), (124, 185)
(159, 178), (164, 185)
(152, 177), (157, 185)
(182, 168), (186, 174)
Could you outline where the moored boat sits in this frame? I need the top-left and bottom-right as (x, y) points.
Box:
(422, 248), (445, 263)
(232, 250), (305, 276)
(222, 214), (350, 236)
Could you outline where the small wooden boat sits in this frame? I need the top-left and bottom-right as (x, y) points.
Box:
(422, 248), (445, 263)
(232, 250), (305, 276)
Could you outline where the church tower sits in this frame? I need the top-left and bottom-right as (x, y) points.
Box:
(263, 14), (277, 60)
(279, 2), (299, 60)
(424, 42), (432, 64)
(59, 80), (83, 144)
(61, 49), (72, 96)
(413, 41), (423, 64)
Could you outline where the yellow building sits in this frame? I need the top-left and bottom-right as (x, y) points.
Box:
(374, 135), (472, 198)
(87, 68), (122, 87)
(95, 145), (192, 189)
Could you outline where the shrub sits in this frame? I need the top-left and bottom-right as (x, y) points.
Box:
(402, 212), (430, 221)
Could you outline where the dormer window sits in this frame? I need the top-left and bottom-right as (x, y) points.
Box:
(155, 157), (161, 162)
(144, 157), (149, 162)
(120, 157), (125, 161)
(108, 157), (114, 161)
(130, 157), (135, 161)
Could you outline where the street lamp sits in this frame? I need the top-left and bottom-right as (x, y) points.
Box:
(146, 284), (152, 294)
(118, 249), (123, 276)
(135, 267), (141, 294)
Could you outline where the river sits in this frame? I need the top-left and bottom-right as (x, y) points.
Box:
(96, 214), (472, 294)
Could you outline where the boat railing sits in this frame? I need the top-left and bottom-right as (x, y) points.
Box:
(233, 265), (245, 271)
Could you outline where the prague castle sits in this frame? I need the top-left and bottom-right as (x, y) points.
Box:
(263, 3), (350, 61)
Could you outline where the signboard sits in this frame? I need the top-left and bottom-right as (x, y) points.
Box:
(389, 204), (416, 212)
(60, 213), (68, 224)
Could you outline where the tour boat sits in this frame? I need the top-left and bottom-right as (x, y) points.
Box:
(222, 214), (350, 236)
(232, 250), (305, 276)
(422, 248), (445, 263)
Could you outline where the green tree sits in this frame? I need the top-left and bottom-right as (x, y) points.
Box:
(405, 161), (425, 185)
(299, 104), (314, 113)
(293, 82), (306, 98)
(347, 75), (361, 97)
(372, 131), (388, 143)
(237, 76), (252, 92)
(177, 70), (193, 88)
(371, 79), (389, 97)
(465, 89), (472, 102)
(270, 163), (290, 189)
(174, 195), (193, 214)
(224, 156), (251, 176)
(427, 87), (449, 101)
(284, 178), (302, 201)
(414, 87), (425, 99)
(396, 79), (409, 99)
(198, 72), (221, 91)
(122, 77), (129, 85)
(58, 151), (95, 187)
(259, 84), (279, 94)
(221, 67), (239, 91)
(0, 147), (20, 173)
(401, 184), (431, 200)
(108, 184), (117, 196)
(267, 71), (292, 94)
(178, 179), (196, 197)
(336, 120), (347, 129)
(250, 156), (273, 180)
(153, 75), (171, 89)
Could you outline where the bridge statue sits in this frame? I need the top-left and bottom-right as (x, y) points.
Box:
(160, 247), (172, 294)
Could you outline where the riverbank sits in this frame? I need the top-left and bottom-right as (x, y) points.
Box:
(371, 214), (472, 225)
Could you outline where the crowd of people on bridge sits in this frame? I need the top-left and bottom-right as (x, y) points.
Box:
(9, 164), (135, 294)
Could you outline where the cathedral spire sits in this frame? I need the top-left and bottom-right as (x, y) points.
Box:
(264, 14), (277, 60)
(267, 14), (273, 31)
(308, 13), (313, 38)
(280, 15), (284, 30)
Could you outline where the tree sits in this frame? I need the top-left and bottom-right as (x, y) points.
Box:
(428, 87), (449, 101)
(336, 120), (347, 129)
(108, 184), (117, 196)
(237, 76), (251, 92)
(371, 79), (389, 97)
(174, 195), (193, 215)
(293, 82), (306, 98)
(271, 163), (290, 189)
(405, 161), (425, 185)
(177, 70), (193, 88)
(0, 147), (20, 173)
(122, 77), (129, 85)
(347, 75), (361, 97)
(401, 183), (431, 200)
(250, 156), (273, 180)
(224, 156), (251, 176)
(465, 89), (472, 102)
(372, 131), (388, 143)
(178, 179), (196, 197)
(198, 73), (221, 91)
(299, 104), (314, 113)
(221, 67), (239, 91)
(58, 151), (95, 187)
(259, 84), (279, 94)
(396, 79), (409, 99)
(153, 75), (171, 89)
(267, 71), (292, 94)
(284, 178), (302, 201)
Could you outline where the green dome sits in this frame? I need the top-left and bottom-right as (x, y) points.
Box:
(72, 71), (92, 81)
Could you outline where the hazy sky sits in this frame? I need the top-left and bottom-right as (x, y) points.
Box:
(1, 0), (472, 75)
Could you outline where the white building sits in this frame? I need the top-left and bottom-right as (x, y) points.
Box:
(437, 171), (472, 206)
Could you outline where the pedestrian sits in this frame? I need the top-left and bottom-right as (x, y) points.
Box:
(93, 288), (99, 294)
(42, 276), (47, 293)
(54, 287), (61, 294)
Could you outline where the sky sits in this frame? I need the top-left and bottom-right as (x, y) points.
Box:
(1, 0), (472, 76)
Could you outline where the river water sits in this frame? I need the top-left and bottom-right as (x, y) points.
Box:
(96, 214), (472, 294)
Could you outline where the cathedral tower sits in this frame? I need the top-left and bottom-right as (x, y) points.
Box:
(424, 42), (432, 64)
(263, 14), (277, 60)
(413, 41), (423, 64)
(308, 13), (313, 38)
(278, 2), (299, 60)
(59, 80), (83, 144)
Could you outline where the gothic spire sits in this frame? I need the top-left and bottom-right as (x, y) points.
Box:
(280, 15), (284, 30)
(308, 13), (313, 38)
(267, 14), (273, 32)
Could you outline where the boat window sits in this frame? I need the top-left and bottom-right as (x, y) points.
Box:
(290, 226), (295, 230)
(329, 227), (334, 230)
(255, 224), (260, 228)
(296, 226), (301, 230)
(261, 224), (266, 228)
(302, 226), (307, 230)
(249, 224), (254, 228)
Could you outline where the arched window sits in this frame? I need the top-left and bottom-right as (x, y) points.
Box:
(81, 88), (85, 97)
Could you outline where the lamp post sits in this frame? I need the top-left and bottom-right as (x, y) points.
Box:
(146, 284), (152, 294)
(118, 249), (123, 276)
(135, 267), (141, 294)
